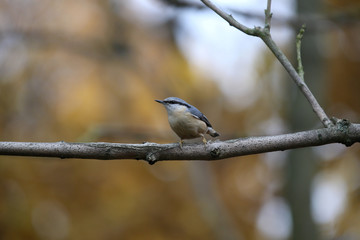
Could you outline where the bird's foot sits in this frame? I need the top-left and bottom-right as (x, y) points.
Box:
(179, 140), (183, 149)
(201, 135), (207, 148)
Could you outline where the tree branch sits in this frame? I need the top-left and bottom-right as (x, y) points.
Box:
(200, 0), (334, 128)
(0, 120), (358, 165)
(200, 0), (257, 36)
(259, 34), (335, 128)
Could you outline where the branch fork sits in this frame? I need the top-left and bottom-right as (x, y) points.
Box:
(200, 0), (334, 128)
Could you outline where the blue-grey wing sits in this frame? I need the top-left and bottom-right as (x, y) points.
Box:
(189, 107), (213, 128)
(200, 114), (213, 128)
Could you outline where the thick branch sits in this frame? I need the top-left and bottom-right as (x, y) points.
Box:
(0, 121), (359, 164)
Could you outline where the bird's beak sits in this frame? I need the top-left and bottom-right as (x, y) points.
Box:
(155, 99), (164, 104)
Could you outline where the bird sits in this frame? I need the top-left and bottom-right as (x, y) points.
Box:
(155, 97), (219, 147)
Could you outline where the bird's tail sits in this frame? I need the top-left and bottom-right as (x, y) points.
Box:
(207, 127), (220, 137)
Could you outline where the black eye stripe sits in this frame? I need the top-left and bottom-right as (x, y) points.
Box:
(164, 101), (190, 108)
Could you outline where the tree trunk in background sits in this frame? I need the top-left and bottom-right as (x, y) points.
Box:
(284, 0), (324, 239)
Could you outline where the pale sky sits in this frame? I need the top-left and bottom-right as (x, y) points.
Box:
(120, 0), (295, 109)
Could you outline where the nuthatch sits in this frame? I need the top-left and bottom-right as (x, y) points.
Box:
(155, 97), (219, 147)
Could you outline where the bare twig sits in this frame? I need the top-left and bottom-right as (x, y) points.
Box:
(0, 121), (359, 164)
(296, 25), (306, 81)
(200, 0), (257, 36)
(200, 0), (335, 128)
(264, 0), (272, 30)
(259, 35), (335, 128)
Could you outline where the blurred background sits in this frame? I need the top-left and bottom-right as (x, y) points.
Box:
(0, 0), (359, 239)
